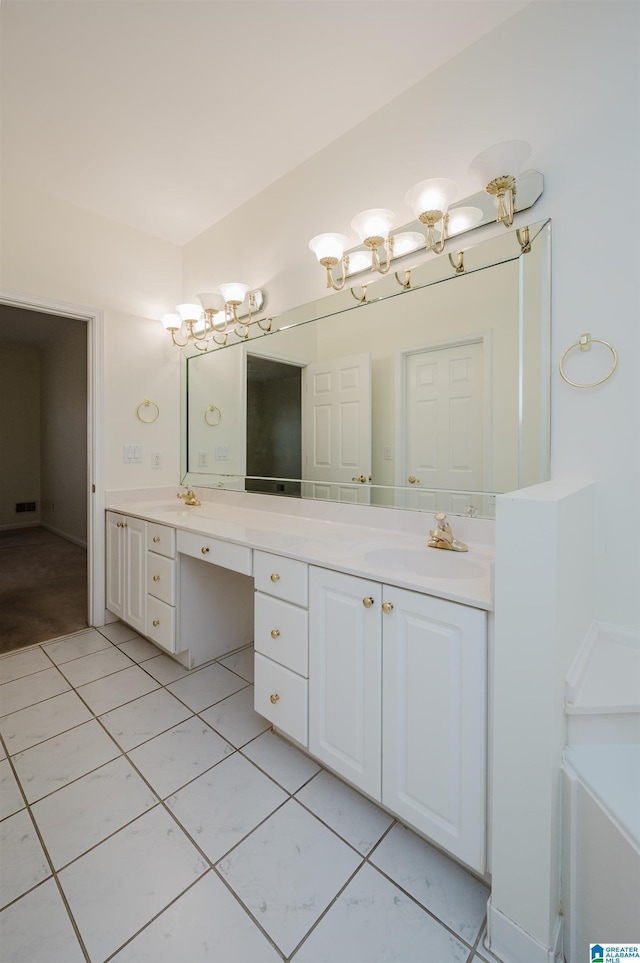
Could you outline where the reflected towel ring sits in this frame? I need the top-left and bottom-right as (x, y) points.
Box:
(204, 405), (222, 426)
(136, 399), (159, 423)
(559, 333), (618, 388)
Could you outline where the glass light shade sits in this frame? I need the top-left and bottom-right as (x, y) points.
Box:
(176, 303), (202, 323)
(219, 282), (249, 305)
(197, 292), (224, 312)
(405, 178), (457, 219)
(391, 232), (424, 257)
(161, 313), (181, 331)
(469, 140), (531, 188)
(308, 233), (349, 262)
(347, 250), (374, 274)
(351, 209), (395, 243)
(446, 206), (484, 235)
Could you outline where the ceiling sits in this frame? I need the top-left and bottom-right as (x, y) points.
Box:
(1, 0), (529, 247)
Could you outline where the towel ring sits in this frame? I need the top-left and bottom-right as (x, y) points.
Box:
(204, 405), (222, 427)
(559, 333), (618, 388)
(136, 399), (159, 423)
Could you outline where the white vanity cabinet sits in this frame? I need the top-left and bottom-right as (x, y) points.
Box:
(105, 511), (146, 635)
(253, 550), (309, 746)
(308, 565), (487, 872)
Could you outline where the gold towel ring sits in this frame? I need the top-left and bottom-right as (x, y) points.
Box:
(136, 399), (159, 423)
(559, 333), (618, 388)
(204, 405), (222, 426)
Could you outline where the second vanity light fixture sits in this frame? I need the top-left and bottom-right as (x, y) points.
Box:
(161, 285), (269, 350)
(309, 140), (532, 291)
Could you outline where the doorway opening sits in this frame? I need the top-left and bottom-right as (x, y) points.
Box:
(0, 298), (103, 652)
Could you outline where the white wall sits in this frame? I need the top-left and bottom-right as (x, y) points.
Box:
(183, 1), (640, 633)
(0, 180), (184, 492)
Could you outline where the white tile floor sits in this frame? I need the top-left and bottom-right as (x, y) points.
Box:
(0, 624), (496, 963)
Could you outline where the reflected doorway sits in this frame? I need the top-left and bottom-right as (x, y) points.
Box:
(245, 355), (302, 497)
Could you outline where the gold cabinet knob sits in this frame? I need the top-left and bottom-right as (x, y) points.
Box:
(201, 546), (210, 554)
(153, 535), (160, 543)
(270, 573), (280, 582)
(408, 475), (420, 484)
(382, 601), (394, 614)
(270, 693), (280, 704)
(116, 522), (122, 528)
(153, 574), (160, 582)
(271, 629), (280, 639)
(363, 597), (374, 608)
(152, 619), (160, 627)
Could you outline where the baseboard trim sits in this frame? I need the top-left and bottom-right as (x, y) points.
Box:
(41, 522), (87, 550)
(487, 900), (564, 963)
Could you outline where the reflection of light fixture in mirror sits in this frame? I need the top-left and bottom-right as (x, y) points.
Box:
(445, 206), (484, 236)
(392, 231), (424, 257)
(308, 233), (351, 291)
(161, 287), (267, 349)
(350, 209), (395, 274)
(469, 140), (531, 227)
(405, 178), (457, 254)
(346, 249), (373, 276)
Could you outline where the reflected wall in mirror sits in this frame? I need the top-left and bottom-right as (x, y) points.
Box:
(183, 220), (550, 518)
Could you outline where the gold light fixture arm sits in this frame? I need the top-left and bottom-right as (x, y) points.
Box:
(486, 176), (516, 227)
(448, 252), (465, 274)
(350, 285), (368, 303)
(516, 226), (531, 253)
(395, 269), (412, 289)
(320, 256), (348, 291)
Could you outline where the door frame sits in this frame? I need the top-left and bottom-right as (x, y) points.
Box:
(395, 333), (494, 500)
(0, 289), (105, 628)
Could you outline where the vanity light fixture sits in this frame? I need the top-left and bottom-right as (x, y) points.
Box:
(405, 178), (458, 255)
(161, 287), (268, 350)
(309, 142), (536, 287)
(469, 140), (531, 227)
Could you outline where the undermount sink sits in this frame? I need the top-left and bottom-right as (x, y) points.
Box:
(363, 547), (487, 580)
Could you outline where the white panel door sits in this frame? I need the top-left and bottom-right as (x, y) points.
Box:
(381, 585), (487, 871)
(302, 352), (371, 504)
(308, 566), (382, 799)
(403, 341), (485, 514)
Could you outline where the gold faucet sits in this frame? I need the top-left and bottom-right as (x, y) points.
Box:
(428, 512), (468, 552)
(177, 488), (201, 507)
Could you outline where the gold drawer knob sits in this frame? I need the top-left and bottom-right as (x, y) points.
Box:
(270, 573), (280, 582)
(270, 629), (280, 639)
(153, 535), (160, 543)
(382, 601), (394, 614)
(153, 574), (160, 582)
(116, 522), (122, 528)
(408, 475), (421, 484)
(363, 596), (374, 608)
(270, 693), (280, 704)
(152, 619), (160, 627)
(201, 546), (210, 554)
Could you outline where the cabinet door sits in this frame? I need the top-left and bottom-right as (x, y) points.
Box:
(382, 585), (487, 872)
(309, 566), (382, 799)
(105, 512), (124, 619)
(123, 515), (146, 635)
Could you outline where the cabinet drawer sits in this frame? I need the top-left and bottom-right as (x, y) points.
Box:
(147, 552), (176, 605)
(254, 551), (308, 606)
(255, 592), (308, 676)
(254, 653), (308, 746)
(178, 530), (252, 576)
(146, 596), (176, 653)
(147, 523), (176, 559)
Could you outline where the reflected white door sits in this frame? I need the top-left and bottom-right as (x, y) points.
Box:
(403, 340), (485, 514)
(302, 352), (372, 504)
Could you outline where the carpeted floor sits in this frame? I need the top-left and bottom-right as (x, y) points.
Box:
(0, 526), (87, 654)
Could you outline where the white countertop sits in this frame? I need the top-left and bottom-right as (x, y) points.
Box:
(105, 488), (495, 611)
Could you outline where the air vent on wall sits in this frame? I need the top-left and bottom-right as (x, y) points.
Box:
(15, 502), (36, 513)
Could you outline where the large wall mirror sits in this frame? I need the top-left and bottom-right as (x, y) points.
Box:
(182, 219), (550, 518)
